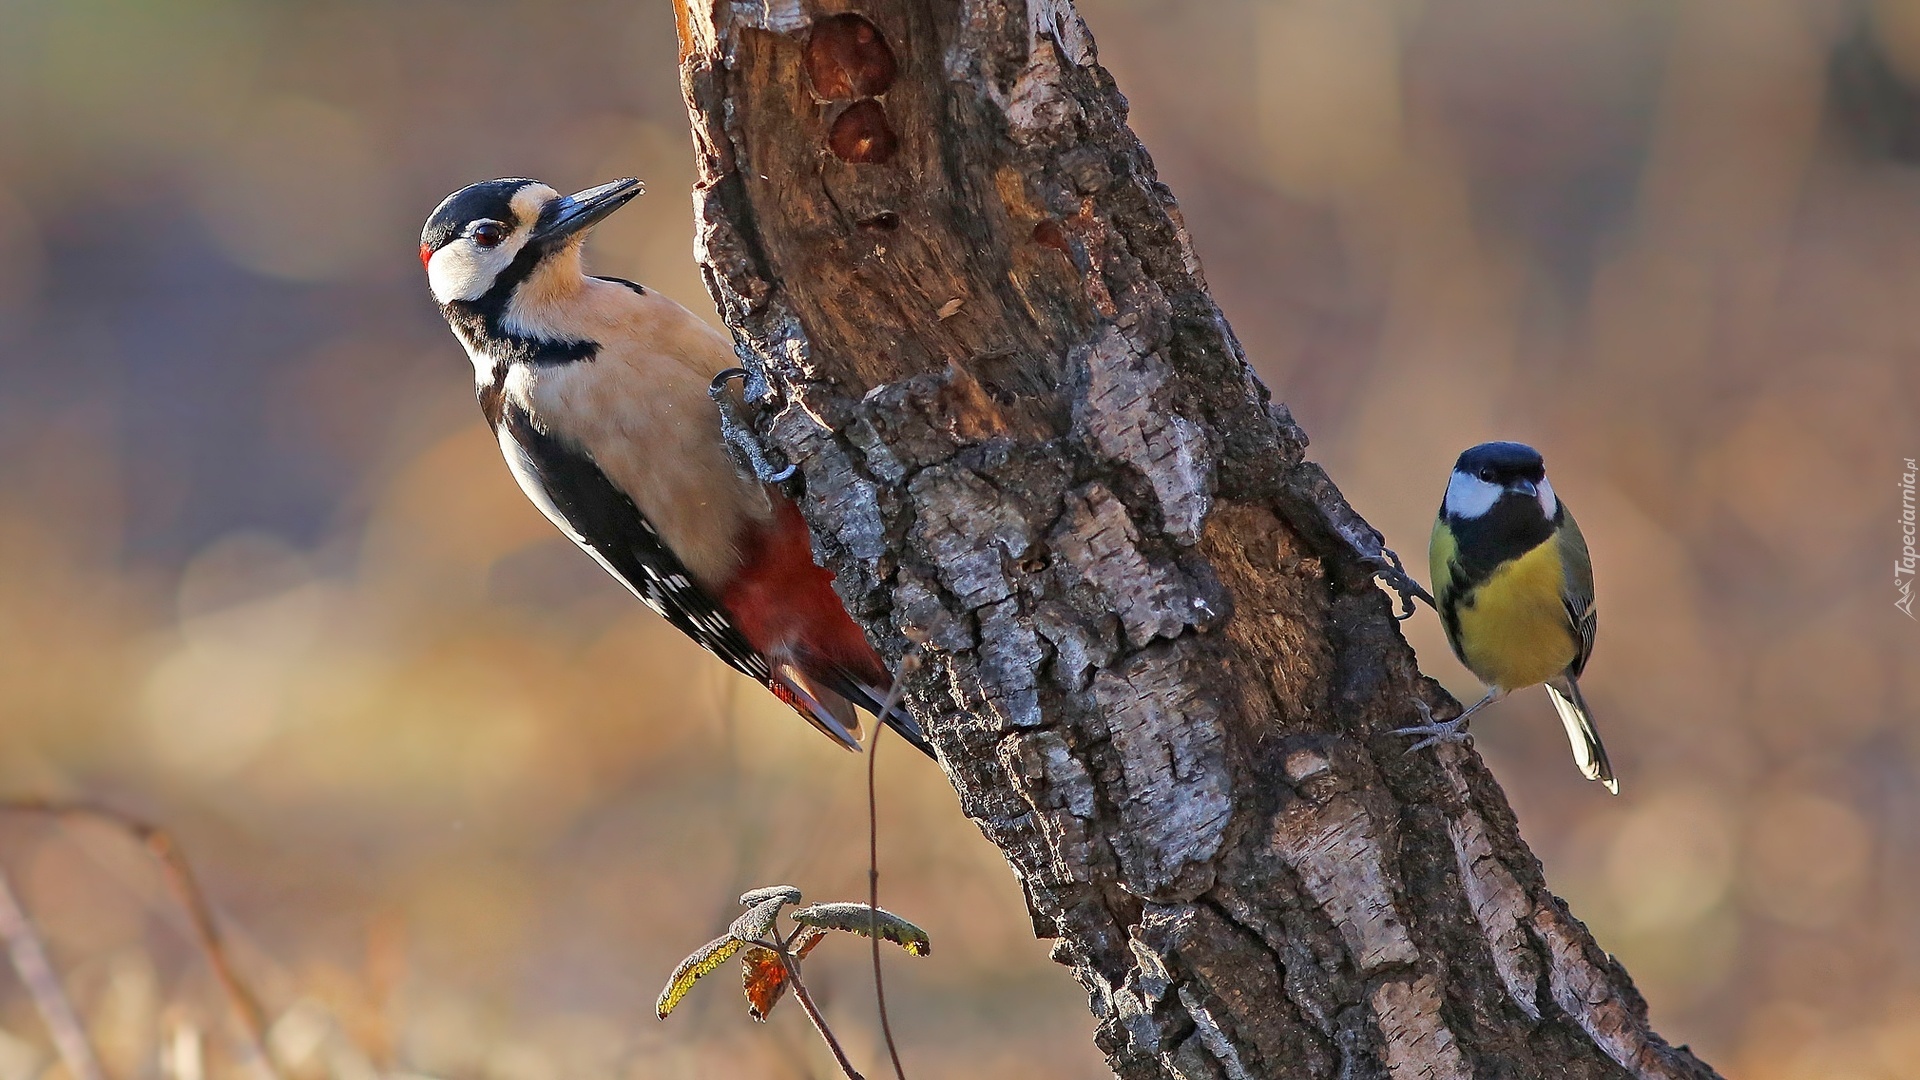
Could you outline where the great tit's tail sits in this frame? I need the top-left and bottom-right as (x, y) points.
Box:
(1546, 676), (1617, 795)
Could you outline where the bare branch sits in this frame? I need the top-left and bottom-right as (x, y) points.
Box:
(866, 662), (913, 1080)
(778, 952), (864, 1080)
(0, 866), (105, 1080)
(0, 799), (278, 1076)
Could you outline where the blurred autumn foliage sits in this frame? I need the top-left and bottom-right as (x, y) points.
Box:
(0, 1), (1914, 1079)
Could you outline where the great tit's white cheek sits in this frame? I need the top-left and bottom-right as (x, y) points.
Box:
(1444, 471), (1501, 519)
(1537, 477), (1557, 519)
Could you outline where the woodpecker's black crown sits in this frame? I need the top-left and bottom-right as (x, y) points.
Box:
(1455, 441), (1546, 486)
(421, 178), (538, 256)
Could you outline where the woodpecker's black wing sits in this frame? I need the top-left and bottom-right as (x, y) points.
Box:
(496, 401), (771, 683)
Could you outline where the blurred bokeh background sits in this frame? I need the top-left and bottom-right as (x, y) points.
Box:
(0, 0), (1914, 1077)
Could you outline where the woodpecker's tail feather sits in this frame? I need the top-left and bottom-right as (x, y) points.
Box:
(1545, 676), (1617, 795)
(767, 668), (863, 752)
(768, 663), (936, 760)
(841, 678), (937, 760)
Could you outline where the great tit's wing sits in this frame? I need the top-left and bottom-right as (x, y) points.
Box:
(1555, 503), (1598, 678)
(1429, 513), (1470, 658)
(1428, 513), (1457, 609)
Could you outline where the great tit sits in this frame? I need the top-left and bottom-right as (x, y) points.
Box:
(1393, 441), (1617, 793)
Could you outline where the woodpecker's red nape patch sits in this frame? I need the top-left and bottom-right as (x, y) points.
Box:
(418, 242), (434, 270)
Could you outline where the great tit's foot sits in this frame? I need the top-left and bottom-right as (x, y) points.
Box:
(710, 368), (798, 484)
(1365, 548), (1436, 621)
(1392, 697), (1472, 753)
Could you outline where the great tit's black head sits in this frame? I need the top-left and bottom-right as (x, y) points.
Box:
(419, 177), (642, 306)
(1445, 441), (1557, 521)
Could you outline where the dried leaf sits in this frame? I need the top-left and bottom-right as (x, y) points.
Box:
(789, 903), (932, 956)
(936, 298), (965, 319)
(741, 947), (789, 1021)
(792, 926), (828, 958)
(729, 896), (787, 943)
(657, 934), (745, 1019)
(741, 927), (830, 1021)
(739, 884), (803, 908)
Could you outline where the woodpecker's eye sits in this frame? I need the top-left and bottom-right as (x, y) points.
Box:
(470, 221), (507, 248)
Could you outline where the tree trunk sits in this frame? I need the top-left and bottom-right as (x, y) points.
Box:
(674, 3), (1724, 1077)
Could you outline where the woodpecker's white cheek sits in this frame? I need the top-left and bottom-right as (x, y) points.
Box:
(426, 236), (525, 304)
(1443, 471), (1502, 519)
(1537, 477), (1557, 519)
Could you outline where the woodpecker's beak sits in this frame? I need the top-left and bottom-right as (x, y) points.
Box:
(1508, 479), (1538, 498)
(534, 178), (644, 245)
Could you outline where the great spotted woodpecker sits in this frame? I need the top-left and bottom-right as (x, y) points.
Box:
(420, 177), (932, 758)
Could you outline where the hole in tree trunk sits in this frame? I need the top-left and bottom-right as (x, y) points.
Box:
(829, 100), (899, 164)
(806, 14), (897, 99)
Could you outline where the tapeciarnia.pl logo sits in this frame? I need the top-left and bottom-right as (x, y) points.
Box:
(1901, 458), (1917, 619)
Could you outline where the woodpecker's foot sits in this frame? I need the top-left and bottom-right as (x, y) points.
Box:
(1364, 547), (1436, 621)
(710, 368), (798, 484)
(1392, 697), (1472, 753)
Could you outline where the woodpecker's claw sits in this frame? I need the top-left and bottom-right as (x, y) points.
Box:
(710, 368), (798, 484)
(1391, 696), (1473, 753)
(1366, 547), (1435, 621)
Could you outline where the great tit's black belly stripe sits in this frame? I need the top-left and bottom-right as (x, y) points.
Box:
(497, 400), (772, 684)
(1443, 496), (1560, 587)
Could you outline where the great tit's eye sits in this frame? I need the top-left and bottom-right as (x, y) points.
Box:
(1478, 469), (1495, 482)
(470, 221), (507, 248)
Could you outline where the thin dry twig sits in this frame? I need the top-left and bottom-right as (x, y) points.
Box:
(0, 866), (106, 1080)
(0, 799), (278, 1078)
(778, 947), (865, 1080)
(867, 659), (915, 1080)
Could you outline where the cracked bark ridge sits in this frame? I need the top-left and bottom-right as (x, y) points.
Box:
(675, 1), (1724, 1077)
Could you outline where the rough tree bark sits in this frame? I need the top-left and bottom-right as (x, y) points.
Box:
(674, 3), (1725, 1077)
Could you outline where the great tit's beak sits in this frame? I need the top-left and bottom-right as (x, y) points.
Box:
(533, 178), (644, 245)
(1508, 479), (1538, 498)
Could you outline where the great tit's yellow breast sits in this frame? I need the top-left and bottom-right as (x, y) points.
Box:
(1449, 538), (1578, 692)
